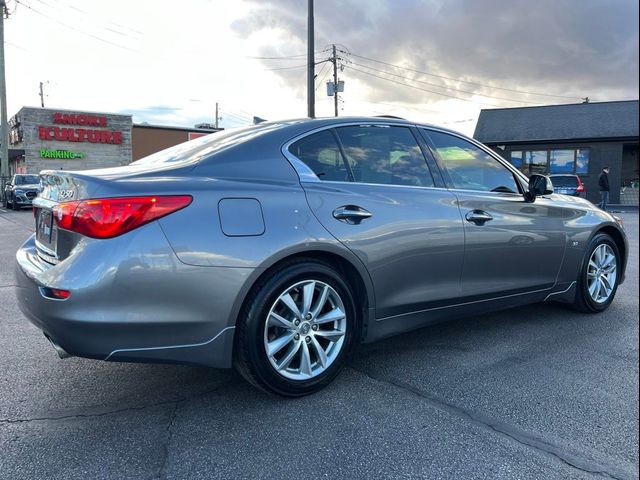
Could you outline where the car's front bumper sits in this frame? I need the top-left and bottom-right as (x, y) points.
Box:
(14, 226), (255, 368)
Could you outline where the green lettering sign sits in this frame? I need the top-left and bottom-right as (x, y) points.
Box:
(39, 149), (85, 159)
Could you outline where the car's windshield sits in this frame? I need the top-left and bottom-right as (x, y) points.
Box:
(551, 175), (579, 187)
(15, 175), (39, 185)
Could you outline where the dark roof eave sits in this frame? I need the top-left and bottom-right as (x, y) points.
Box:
(479, 136), (640, 145)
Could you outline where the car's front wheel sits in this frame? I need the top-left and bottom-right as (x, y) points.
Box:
(234, 259), (357, 396)
(573, 233), (620, 312)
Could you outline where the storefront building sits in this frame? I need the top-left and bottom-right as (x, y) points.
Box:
(474, 100), (639, 205)
(7, 107), (220, 175)
(9, 107), (134, 174)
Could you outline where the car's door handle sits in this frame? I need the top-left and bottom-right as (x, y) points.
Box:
(332, 205), (372, 224)
(465, 210), (493, 225)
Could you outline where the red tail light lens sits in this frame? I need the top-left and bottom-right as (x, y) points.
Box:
(50, 288), (71, 300)
(52, 195), (192, 239)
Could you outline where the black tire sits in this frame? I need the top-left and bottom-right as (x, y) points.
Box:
(12, 199), (19, 210)
(234, 258), (358, 397)
(572, 233), (621, 313)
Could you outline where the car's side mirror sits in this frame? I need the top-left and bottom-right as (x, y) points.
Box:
(524, 174), (554, 202)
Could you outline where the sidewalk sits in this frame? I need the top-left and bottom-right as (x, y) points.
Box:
(608, 204), (639, 213)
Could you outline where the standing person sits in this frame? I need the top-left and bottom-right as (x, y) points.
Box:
(598, 166), (610, 211)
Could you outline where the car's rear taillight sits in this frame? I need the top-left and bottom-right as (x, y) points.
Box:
(576, 178), (585, 193)
(52, 195), (192, 239)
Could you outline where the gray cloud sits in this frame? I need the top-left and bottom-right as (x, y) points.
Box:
(233, 0), (639, 108)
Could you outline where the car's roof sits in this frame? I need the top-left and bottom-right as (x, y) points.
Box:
(254, 116), (463, 138)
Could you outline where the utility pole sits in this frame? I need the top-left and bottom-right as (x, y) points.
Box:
(0, 1), (9, 179)
(331, 44), (339, 117)
(306, 0), (315, 118)
(215, 102), (219, 129)
(39, 82), (45, 108)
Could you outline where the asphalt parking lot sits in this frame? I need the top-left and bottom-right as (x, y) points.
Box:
(0, 207), (638, 480)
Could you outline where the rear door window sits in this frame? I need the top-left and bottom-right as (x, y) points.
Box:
(335, 125), (434, 187)
(287, 130), (350, 182)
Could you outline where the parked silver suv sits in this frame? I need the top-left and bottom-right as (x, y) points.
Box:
(15, 117), (628, 396)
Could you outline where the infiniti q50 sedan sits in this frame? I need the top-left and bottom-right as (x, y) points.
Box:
(15, 117), (628, 396)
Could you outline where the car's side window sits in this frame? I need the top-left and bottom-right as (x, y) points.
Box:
(335, 126), (434, 187)
(425, 129), (520, 194)
(288, 130), (350, 182)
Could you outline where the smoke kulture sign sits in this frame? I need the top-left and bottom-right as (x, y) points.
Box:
(38, 112), (123, 144)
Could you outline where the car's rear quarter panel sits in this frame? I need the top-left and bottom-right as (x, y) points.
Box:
(15, 220), (250, 367)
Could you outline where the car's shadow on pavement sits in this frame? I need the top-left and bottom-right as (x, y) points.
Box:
(24, 299), (606, 414)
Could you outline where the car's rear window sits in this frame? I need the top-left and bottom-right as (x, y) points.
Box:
(133, 123), (284, 166)
(551, 175), (579, 187)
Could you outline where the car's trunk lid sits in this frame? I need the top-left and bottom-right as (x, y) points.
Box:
(34, 163), (195, 265)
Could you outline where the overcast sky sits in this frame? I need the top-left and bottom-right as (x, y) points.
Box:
(5, 0), (639, 136)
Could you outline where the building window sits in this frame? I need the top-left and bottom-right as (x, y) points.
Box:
(510, 151), (523, 168)
(576, 149), (589, 174)
(550, 149), (575, 174)
(509, 148), (590, 176)
(525, 151), (548, 175)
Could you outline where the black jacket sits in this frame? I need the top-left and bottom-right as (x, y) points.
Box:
(598, 172), (610, 192)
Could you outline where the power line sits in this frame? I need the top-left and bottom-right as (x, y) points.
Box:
(15, 0), (138, 52)
(351, 99), (476, 125)
(263, 59), (330, 71)
(315, 61), (331, 91)
(341, 51), (582, 101)
(4, 40), (29, 52)
(349, 60), (540, 105)
(38, 0), (143, 37)
(263, 63), (307, 71)
(224, 111), (252, 123)
(346, 64), (502, 108)
(354, 98), (447, 115)
(248, 49), (330, 61)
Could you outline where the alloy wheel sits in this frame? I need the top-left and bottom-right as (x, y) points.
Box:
(263, 279), (347, 381)
(586, 244), (617, 304)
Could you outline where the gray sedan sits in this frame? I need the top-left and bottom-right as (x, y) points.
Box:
(15, 117), (628, 396)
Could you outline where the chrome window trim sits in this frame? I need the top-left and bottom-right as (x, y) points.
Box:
(282, 121), (531, 196)
(299, 179), (452, 193)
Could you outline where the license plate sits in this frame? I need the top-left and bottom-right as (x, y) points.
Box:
(36, 209), (54, 246)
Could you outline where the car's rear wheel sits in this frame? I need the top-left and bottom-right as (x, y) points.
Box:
(573, 233), (620, 312)
(234, 259), (357, 396)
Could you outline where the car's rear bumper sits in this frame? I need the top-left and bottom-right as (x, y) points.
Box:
(15, 227), (255, 368)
